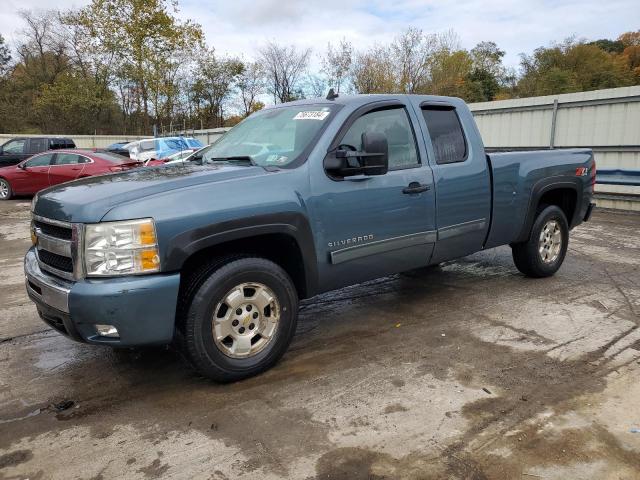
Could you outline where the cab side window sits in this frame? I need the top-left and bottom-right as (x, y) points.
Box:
(421, 106), (467, 165)
(340, 107), (419, 170)
(3, 139), (26, 154)
(139, 140), (156, 151)
(24, 153), (55, 167)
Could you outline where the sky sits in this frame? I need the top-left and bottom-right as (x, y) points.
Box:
(0, 0), (637, 70)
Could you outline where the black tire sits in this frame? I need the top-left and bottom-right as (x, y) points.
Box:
(179, 256), (298, 382)
(0, 177), (12, 200)
(512, 205), (569, 278)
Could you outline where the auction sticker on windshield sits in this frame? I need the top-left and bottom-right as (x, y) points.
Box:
(293, 111), (330, 120)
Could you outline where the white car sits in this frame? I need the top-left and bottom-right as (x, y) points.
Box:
(126, 137), (204, 161)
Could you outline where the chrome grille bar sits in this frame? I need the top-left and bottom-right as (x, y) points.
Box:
(32, 215), (77, 281)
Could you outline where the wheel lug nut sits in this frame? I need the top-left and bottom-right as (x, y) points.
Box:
(253, 312), (259, 319)
(236, 308), (242, 315)
(246, 305), (252, 311)
(249, 323), (255, 330)
(232, 320), (239, 326)
(239, 327), (245, 334)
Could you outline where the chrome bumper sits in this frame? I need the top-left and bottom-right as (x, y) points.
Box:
(24, 249), (72, 313)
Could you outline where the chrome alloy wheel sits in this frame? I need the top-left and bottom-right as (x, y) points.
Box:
(538, 219), (562, 264)
(212, 282), (280, 358)
(0, 179), (9, 199)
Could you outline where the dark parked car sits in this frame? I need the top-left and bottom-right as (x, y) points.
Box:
(0, 149), (141, 200)
(0, 137), (76, 167)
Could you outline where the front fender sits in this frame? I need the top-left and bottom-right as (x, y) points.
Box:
(162, 211), (319, 296)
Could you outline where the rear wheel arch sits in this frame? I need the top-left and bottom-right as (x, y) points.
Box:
(516, 177), (582, 243)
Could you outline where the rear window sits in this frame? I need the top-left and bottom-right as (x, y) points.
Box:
(421, 106), (467, 165)
(92, 152), (136, 163)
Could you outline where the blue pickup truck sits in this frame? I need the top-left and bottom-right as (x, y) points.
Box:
(25, 94), (595, 381)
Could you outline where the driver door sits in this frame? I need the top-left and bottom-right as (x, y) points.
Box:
(0, 138), (28, 167)
(310, 101), (437, 292)
(13, 153), (55, 194)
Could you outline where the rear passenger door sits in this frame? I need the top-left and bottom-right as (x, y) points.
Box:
(27, 138), (49, 155)
(48, 153), (89, 185)
(412, 100), (491, 263)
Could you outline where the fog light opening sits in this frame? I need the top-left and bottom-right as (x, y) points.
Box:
(95, 324), (120, 338)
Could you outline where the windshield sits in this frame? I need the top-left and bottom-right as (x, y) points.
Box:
(197, 105), (337, 167)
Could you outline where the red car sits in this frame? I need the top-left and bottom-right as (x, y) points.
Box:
(0, 149), (141, 200)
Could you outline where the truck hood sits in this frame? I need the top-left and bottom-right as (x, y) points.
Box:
(33, 163), (269, 223)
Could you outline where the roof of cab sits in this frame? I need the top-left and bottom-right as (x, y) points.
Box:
(267, 93), (466, 109)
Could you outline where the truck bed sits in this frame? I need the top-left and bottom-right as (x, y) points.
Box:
(484, 148), (594, 249)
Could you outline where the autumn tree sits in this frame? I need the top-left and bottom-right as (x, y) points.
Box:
(237, 62), (265, 117)
(0, 34), (11, 76)
(351, 45), (396, 94)
(465, 41), (509, 101)
(390, 27), (434, 93)
(72, 0), (203, 131)
(258, 41), (311, 103)
(619, 31), (640, 82)
(517, 38), (635, 96)
(321, 39), (353, 94)
(191, 49), (244, 127)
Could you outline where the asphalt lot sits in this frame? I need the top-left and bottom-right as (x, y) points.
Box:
(1, 199), (639, 480)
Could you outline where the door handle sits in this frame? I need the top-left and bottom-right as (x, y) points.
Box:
(402, 182), (430, 194)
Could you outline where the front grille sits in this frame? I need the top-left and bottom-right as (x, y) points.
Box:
(38, 249), (73, 273)
(34, 216), (75, 278)
(34, 220), (72, 240)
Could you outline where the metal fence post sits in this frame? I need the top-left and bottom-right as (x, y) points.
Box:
(549, 99), (559, 149)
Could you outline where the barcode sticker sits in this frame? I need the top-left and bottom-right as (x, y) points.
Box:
(293, 111), (330, 120)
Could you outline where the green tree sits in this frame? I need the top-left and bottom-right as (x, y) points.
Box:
(34, 72), (119, 133)
(465, 41), (507, 101)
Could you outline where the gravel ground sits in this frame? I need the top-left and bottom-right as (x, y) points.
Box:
(1, 199), (639, 480)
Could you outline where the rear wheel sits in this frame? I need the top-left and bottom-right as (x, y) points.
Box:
(0, 178), (12, 200)
(512, 205), (569, 278)
(179, 256), (298, 382)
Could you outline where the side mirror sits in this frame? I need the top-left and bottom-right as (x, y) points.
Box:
(360, 131), (389, 176)
(325, 131), (389, 178)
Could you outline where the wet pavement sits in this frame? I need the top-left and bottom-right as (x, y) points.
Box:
(1, 199), (639, 480)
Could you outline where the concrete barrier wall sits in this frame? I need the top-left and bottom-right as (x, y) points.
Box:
(0, 133), (153, 149)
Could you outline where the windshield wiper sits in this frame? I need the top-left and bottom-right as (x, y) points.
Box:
(206, 156), (256, 166)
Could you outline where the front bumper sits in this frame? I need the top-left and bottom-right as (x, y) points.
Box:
(25, 248), (181, 346)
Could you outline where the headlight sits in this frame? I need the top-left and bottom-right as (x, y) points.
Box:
(84, 218), (160, 276)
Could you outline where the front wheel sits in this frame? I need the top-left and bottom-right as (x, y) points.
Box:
(180, 257), (298, 382)
(0, 178), (12, 200)
(511, 205), (569, 278)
